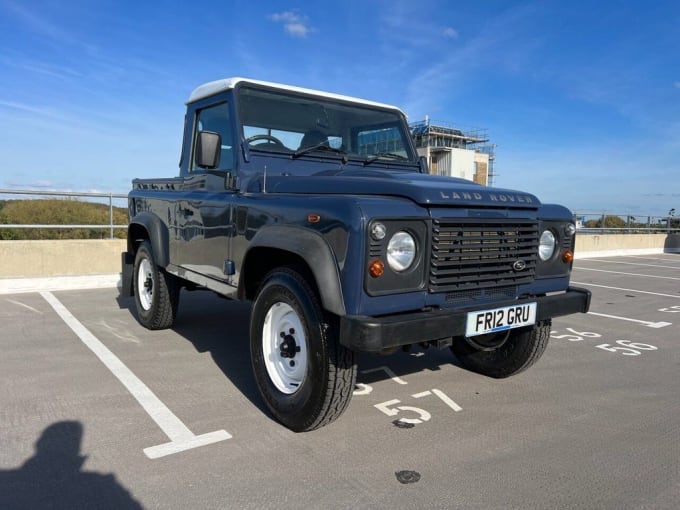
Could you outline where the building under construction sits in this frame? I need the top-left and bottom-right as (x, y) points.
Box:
(410, 117), (496, 186)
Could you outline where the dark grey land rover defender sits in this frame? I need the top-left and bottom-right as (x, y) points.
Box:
(122, 78), (590, 431)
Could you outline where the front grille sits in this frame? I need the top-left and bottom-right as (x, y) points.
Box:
(430, 218), (538, 293)
(444, 286), (518, 304)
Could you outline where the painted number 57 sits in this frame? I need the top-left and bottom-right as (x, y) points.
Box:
(374, 389), (462, 425)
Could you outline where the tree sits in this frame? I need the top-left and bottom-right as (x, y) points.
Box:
(583, 215), (626, 229)
(0, 199), (127, 240)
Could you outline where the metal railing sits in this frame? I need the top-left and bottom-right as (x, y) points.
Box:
(574, 212), (680, 234)
(1, 189), (678, 238)
(0, 189), (128, 239)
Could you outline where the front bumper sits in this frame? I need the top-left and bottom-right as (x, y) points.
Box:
(339, 286), (591, 353)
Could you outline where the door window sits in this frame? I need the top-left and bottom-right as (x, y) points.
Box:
(192, 102), (233, 172)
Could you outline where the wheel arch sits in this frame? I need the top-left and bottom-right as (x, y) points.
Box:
(127, 212), (170, 267)
(239, 226), (346, 316)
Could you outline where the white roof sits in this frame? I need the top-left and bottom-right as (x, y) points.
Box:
(187, 77), (404, 113)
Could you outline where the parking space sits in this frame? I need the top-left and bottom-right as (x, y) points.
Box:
(1, 255), (678, 509)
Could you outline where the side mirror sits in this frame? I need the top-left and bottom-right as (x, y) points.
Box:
(195, 131), (221, 169)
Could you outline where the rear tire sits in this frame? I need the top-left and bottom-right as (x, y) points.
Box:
(133, 240), (180, 330)
(250, 267), (357, 432)
(451, 320), (551, 378)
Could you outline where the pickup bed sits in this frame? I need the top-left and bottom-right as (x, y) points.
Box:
(122, 78), (590, 431)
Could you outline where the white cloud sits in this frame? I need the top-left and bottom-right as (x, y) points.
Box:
(269, 11), (312, 38)
(3, 0), (97, 53)
(443, 26), (459, 39)
(0, 99), (67, 120)
(284, 22), (309, 38)
(395, 3), (544, 118)
(5, 180), (58, 190)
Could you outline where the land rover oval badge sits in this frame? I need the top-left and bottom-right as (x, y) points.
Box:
(513, 260), (527, 272)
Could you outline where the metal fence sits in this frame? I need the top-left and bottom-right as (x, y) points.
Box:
(0, 189), (128, 239)
(1, 189), (678, 238)
(574, 212), (680, 234)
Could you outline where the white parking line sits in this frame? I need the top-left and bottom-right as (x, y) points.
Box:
(572, 281), (680, 299)
(626, 255), (680, 263)
(40, 291), (232, 459)
(361, 366), (408, 385)
(578, 260), (680, 269)
(577, 268), (680, 280)
(587, 311), (671, 328)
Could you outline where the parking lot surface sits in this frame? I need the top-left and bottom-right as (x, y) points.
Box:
(1, 255), (678, 509)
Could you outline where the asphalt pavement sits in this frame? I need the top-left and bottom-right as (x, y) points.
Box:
(1, 254), (678, 509)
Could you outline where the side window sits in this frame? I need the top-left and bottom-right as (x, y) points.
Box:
(192, 102), (233, 172)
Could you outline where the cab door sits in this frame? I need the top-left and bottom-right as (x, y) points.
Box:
(175, 100), (236, 286)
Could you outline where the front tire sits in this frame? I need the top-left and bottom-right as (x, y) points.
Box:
(250, 268), (357, 432)
(451, 320), (551, 378)
(133, 240), (180, 330)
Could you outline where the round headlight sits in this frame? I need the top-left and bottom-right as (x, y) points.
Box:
(565, 223), (576, 237)
(370, 222), (387, 241)
(387, 231), (416, 272)
(539, 230), (556, 261)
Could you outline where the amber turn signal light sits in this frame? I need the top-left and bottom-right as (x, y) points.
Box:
(562, 250), (574, 263)
(369, 259), (385, 278)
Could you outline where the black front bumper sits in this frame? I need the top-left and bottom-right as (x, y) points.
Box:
(339, 287), (591, 353)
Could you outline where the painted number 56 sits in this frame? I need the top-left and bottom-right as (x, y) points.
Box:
(595, 340), (658, 356)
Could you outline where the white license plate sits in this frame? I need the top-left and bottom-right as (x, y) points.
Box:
(465, 303), (537, 337)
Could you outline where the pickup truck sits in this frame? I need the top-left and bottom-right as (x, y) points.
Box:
(122, 77), (591, 432)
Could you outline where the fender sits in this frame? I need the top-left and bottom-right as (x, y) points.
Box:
(537, 203), (573, 221)
(242, 225), (346, 316)
(128, 211), (170, 267)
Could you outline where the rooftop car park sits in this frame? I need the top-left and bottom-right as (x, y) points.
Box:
(1, 254), (678, 509)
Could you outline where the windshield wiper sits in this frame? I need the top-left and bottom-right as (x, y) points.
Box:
(363, 152), (409, 166)
(292, 143), (348, 159)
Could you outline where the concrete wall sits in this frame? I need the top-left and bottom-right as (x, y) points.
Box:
(575, 234), (680, 259)
(416, 146), (479, 181)
(0, 240), (126, 278)
(448, 147), (476, 180)
(0, 235), (678, 290)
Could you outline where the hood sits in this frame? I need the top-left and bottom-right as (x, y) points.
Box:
(258, 168), (540, 209)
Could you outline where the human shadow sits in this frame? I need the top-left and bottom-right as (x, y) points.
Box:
(0, 421), (143, 509)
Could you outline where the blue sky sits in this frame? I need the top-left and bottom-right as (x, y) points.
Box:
(1, 0), (679, 216)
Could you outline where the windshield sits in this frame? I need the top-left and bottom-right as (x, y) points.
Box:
(237, 86), (417, 164)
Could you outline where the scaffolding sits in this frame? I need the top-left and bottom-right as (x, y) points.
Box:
(410, 118), (497, 186)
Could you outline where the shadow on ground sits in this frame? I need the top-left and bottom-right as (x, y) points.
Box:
(0, 421), (143, 509)
(116, 289), (465, 422)
(118, 290), (268, 417)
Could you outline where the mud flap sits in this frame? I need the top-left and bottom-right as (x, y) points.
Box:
(121, 251), (134, 296)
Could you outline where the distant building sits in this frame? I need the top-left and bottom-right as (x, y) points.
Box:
(410, 117), (496, 186)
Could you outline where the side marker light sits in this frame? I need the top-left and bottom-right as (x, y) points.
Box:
(369, 260), (385, 278)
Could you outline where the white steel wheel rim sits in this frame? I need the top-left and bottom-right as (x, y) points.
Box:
(262, 302), (308, 394)
(137, 258), (154, 311)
